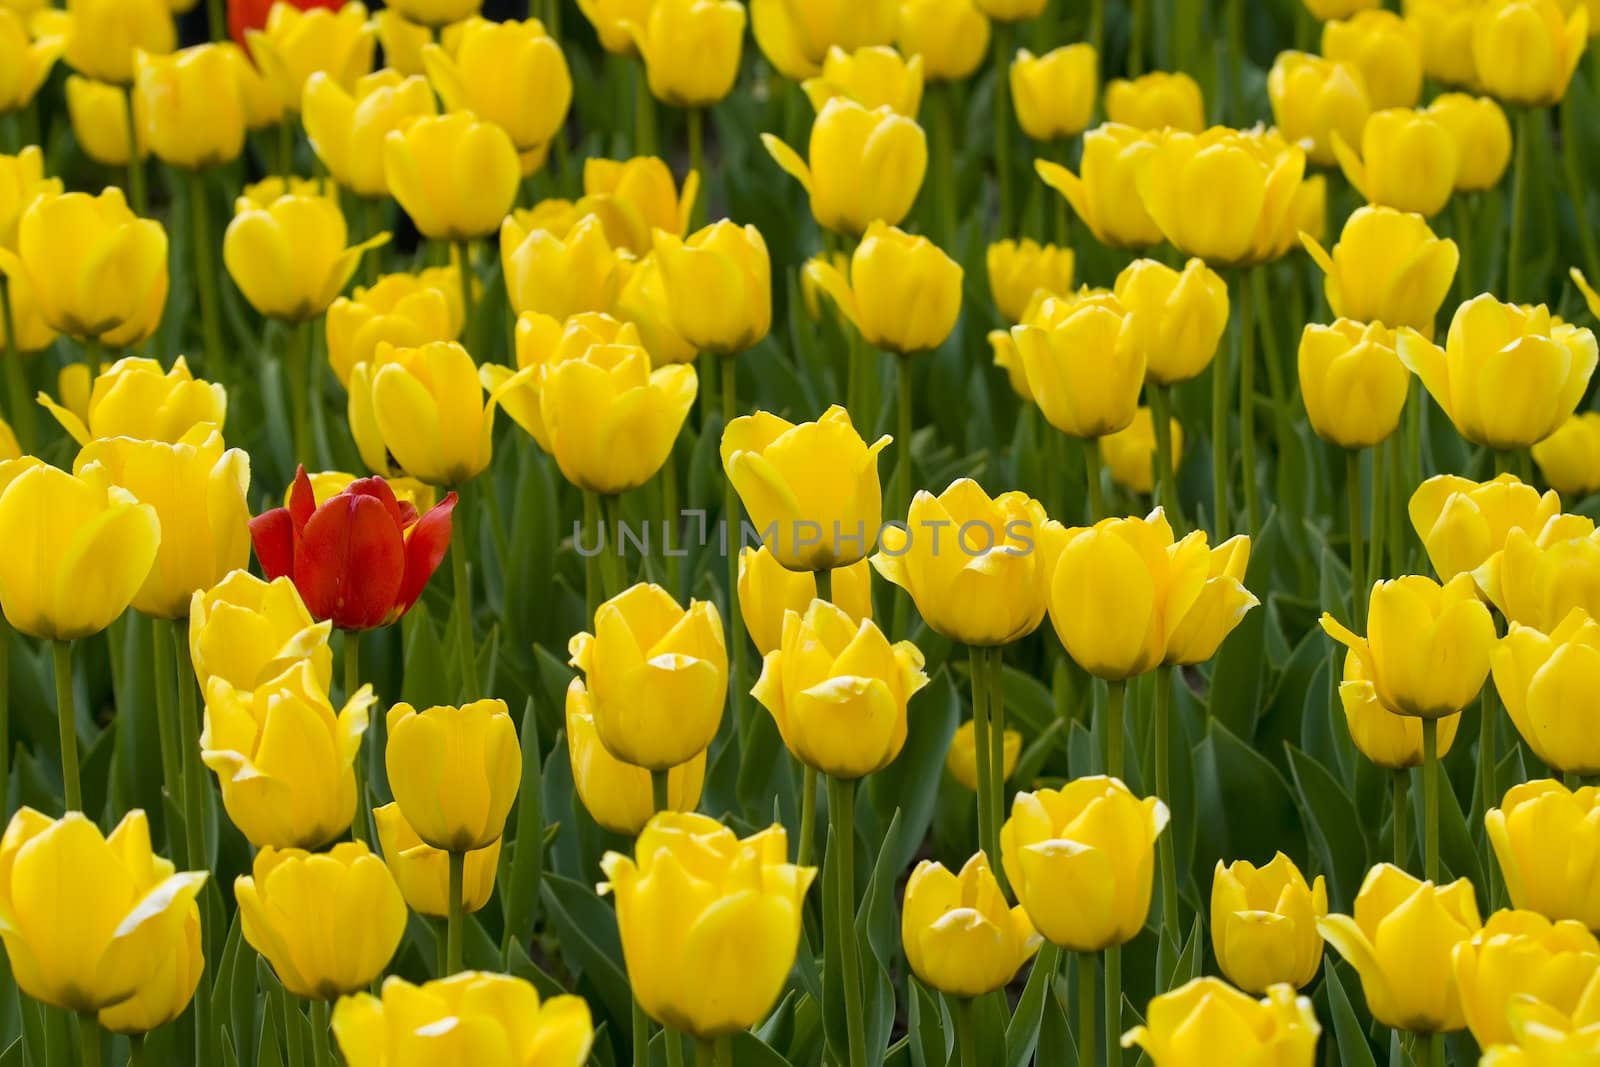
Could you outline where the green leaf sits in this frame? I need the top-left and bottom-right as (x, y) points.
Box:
(1004, 942), (1062, 1067)
(500, 697), (545, 960)
(539, 875), (632, 1031)
(867, 669), (959, 874)
(1323, 963), (1379, 1067)
(1285, 743), (1369, 906)
(1193, 719), (1304, 884)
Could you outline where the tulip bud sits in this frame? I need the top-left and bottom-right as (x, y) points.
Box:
(1318, 863), (1483, 1032)
(1397, 296), (1599, 450)
(739, 545), (871, 656)
(615, 254), (698, 366)
(1123, 979), (1322, 1063)
(372, 804), (500, 918)
(0, 146), (60, 253)
(1492, 609), (1600, 775)
(1115, 257), (1229, 385)
(245, 2), (374, 112)
(98, 901), (202, 1036)
(326, 269), (460, 387)
(1489, 779), (1600, 930)
(1534, 413), (1600, 498)
(1100, 408), (1183, 495)
(569, 583), (727, 769)
(0, 809), (207, 1014)
(566, 679), (705, 835)
(387, 0), (480, 28)
(239, 174), (332, 207)
(424, 17), (571, 153)
(599, 814), (815, 1037)
(334, 973), (595, 1063)
(1472, 0), (1587, 107)
(1337, 650), (1462, 769)
(901, 853), (1039, 998)
(1001, 778), (1169, 951)
(386, 698), (521, 852)
(303, 70), (436, 198)
(804, 221), (963, 354)
(385, 112), (520, 242)
(1303, 0), (1379, 19)
(224, 192), (387, 323)
(626, 0), (745, 107)
(38, 354), (224, 445)
(348, 340), (495, 485)
(134, 43), (246, 169)
(946, 720), (1020, 792)
(0, 269), (54, 353)
(723, 405), (890, 570)
(1267, 52), (1370, 167)
(1011, 45), (1098, 142)
(577, 0), (653, 55)
(1323, 9), (1424, 108)
(1453, 909), (1600, 1049)
(236, 842), (407, 1000)
(1473, 519), (1600, 631)
(1012, 294), (1146, 439)
(987, 238), (1075, 324)
(580, 156), (698, 256)
(1104, 70), (1206, 132)
(763, 97), (927, 236)
(65, 74), (150, 167)
(1297, 320), (1410, 449)
(1037, 124), (1164, 250)
(1426, 93), (1512, 192)
(1211, 854), (1328, 993)
(292, 470), (437, 514)
(58, 0), (175, 85)
(371, 8), (470, 77)
(803, 44), (923, 116)
(749, 0), (898, 80)
(0, 9), (65, 113)
(480, 311), (642, 451)
(1334, 108), (1458, 218)
(897, 0), (990, 83)
(188, 570), (333, 693)
(1410, 473), (1561, 581)
(502, 213), (625, 321)
(217, 40), (284, 130)
(653, 220), (772, 355)
(873, 479), (1065, 645)
(1302, 206), (1458, 335)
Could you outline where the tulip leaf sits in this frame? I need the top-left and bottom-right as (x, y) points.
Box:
(1206, 513), (1279, 741)
(539, 874), (632, 1032)
(819, 823), (849, 1066)
(398, 607), (450, 711)
(501, 697), (545, 958)
(1192, 719), (1305, 884)
(905, 977), (947, 1067)
(998, 663), (1058, 739)
(1322, 961), (1380, 1067)
(867, 671), (959, 873)
(1286, 743), (1369, 907)
(1004, 942), (1062, 1067)
(727, 1033), (796, 1067)
(0, 1037), (18, 1067)
(859, 811), (902, 1063)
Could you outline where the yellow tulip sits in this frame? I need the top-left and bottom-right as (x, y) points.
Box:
(424, 17), (571, 152)
(219, 41), (284, 130)
(1534, 413), (1600, 498)
(581, 157), (698, 256)
(348, 340), (495, 486)
(236, 842), (407, 1001)
(1011, 293), (1146, 439)
(1397, 296), (1598, 450)
(65, 74), (149, 167)
(751, 599), (928, 778)
(615, 254), (698, 364)
(38, 354), (223, 446)
(1048, 510), (1258, 679)
(0, 268), (54, 352)
(0, 461), (159, 640)
(1037, 124), (1163, 249)
(987, 238), (1075, 324)
(1000, 777), (1169, 951)
(1492, 609), (1600, 775)
(626, 0), (745, 107)
(1479, 986), (1600, 1065)
(1302, 206), (1458, 335)
(385, 112), (520, 242)
(1334, 108), (1458, 218)
(0, 9), (65, 113)
(0, 418), (15, 461)
(575, 0), (652, 54)
(1011, 45), (1098, 142)
(653, 220), (772, 355)
(333, 972), (594, 1064)
(302, 70), (436, 198)
(1473, 519), (1600, 631)
(1310, 0), (1380, 13)
(1104, 70), (1205, 132)
(245, 1), (374, 112)
(1473, 0), (1587, 107)
(290, 470), (437, 513)
(1453, 909), (1600, 1049)
(1211, 853), (1328, 993)
(371, 8), (470, 77)
(502, 213), (625, 320)
(750, 0), (899, 80)
(1122, 979), (1322, 1063)
(803, 44), (923, 115)
(1318, 863), (1483, 1032)
(133, 43), (245, 169)
(327, 269), (459, 387)
(973, 0), (1045, 19)
(1267, 52), (1371, 167)
(1100, 408), (1183, 495)
(566, 678), (706, 835)
(479, 311), (641, 451)
(901, 852), (1039, 998)
(1490, 780), (1600, 932)
(0, 145), (59, 251)
(1324, 8), (1425, 108)
(1426, 93), (1512, 192)
(739, 545), (871, 655)
(385, 698), (520, 852)
(224, 193), (385, 323)
(238, 175), (332, 207)
(372, 803), (499, 918)
(188, 570), (333, 693)
(1297, 320), (1410, 449)
(763, 98), (926, 237)
(872, 479), (1065, 645)
(896, 0), (990, 82)
(803, 221), (962, 354)
(1338, 650), (1462, 769)
(98, 900), (201, 1036)
(385, 0), (480, 28)
(722, 405), (890, 570)
(1410, 473), (1561, 581)
(59, 0), (175, 85)
(946, 720), (1021, 792)
(1405, 0), (1480, 88)
(0, 808), (206, 1014)
(1114, 257), (1229, 385)
(569, 583), (727, 769)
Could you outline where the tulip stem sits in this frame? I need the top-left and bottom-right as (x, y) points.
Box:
(1082, 437), (1105, 522)
(953, 996), (976, 1067)
(76, 1014), (100, 1067)
(1562, 95), (1600, 290)
(602, 493), (628, 596)
(189, 169), (227, 384)
(665, 1031), (685, 1067)
(1236, 270), (1259, 533)
(1478, 682), (1497, 831)
(205, 0), (225, 41)
(173, 619), (214, 1066)
(1, 281), (35, 452)
(1423, 717), (1439, 883)
(632, 996), (650, 1067)
(309, 999), (331, 1067)
(120, 86), (146, 218)
(1076, 952), (1096, 1064)
(1386, 437), (1405, 591)
(722, 356), (748, 742)
(446, 850), (465, 974)
(1508, 108), (1535, 303)
(149, 617), (183, 854)
(1393, 769), (1409, 869)
(584, 490), (603, 620)
(286, 319), (310, 464)
(985, 646), (1011, 894)
(1347, 450), (1366, 627)
(277, 119), (294, 181)
(1155, 666), (1179, 941)
(1451, 197), (1477, 304)
(651, 769), (669, 814)
(827, 775), (867, 1067)
(453, 240), (475, 355)
(1417, 1033), (1441, 1067)
(797, 764), (817, 867)
(53, 641), (81, 813)
(1129, 0), (1147, 76)
(969, 646), (998, 871)
(1210, 328), (1229, 534)
(1089, 0), (1105, 76)
(346, 633), (369, 845)
(1106, 679), (1126, 781)
(687, 108), (705, 232)
(84, 337), (104, 380)
(128, 1033), (144, 1067)
(451, 521), (478, 701)
(1149, 385), (1180, 526)
(895, 357), (914, 526)
(635, 61), (657, 156)
(933, 87), (958, 248)
(992, 21), (1014, 236)
(0, 619), (8, 820)
(1105, 943), (1123, 1067)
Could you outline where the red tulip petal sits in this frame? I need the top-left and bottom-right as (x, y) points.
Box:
(288, 466), (316, 534)
(297, 493), (406, 631)
(396, 500), (420, 531)
(345, 476), (406, 531)
(395, 492), (458, 620)
(249, 508), (296, 582)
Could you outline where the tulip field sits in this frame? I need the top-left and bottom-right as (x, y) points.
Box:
(8, 0), (1600, 1063)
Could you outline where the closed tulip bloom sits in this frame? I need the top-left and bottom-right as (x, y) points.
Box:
(600, 814), (815, 1036)
(1100, 408), (1183, 495)
(946, 720), (1021, 792)
(0, 809), (207, 1014)
(302, 70), (435, 198)
(39, 355), (224, 446)
(238, 174), (333, 207)
(372, 804), (499, 918)
(188, 570), (333, 693)
(385, 113), (520, 242)
(424, 18), (570, 152)
(1115, 257), (1229, 385)
(1323, 573), (1494, 716)
(503, 213), (624, 320)
(1473, 0), (1587, 106)
(1268, 52), (1371, 167)
(750, 0), (899, 80)
(614, 254), (698, 365)
(1011, 294), (1145, 438)
(65, 75), (149, 166)
(1011, 46), (1098, 142)
(872, 479), (1066, 645)
(246, 2), (373, 111)
(1334, 108), (1458, 217)
(987, 238), (1075, 324)
(58, 0), (175, 84)
(1474, 520), (1600, 631)
(1410, 473), (1560, 580)
(804, 222), (962, 354)
(1319, 863), (1483, 1032)
(334, 972), (594, 1066)
(0, 187), (166, 347)
(293, 470), (438, 513)
(1298, 320), (1410, 449)
(1104, 70), (1205, 132)
(224, 193), (385, 322)
(1489, 780), (1600, 930)
(1397, 296), (1599, 450)
(227, 0), (345, 46)
(722, 405), (890, 570)
(249, 466), (458, 630)
(763, 98), (926, 237)
(1212, 854), (1329, 993)
(201, 660), (373, 848)
(902, 853), (1039, 998)
(348, 340), (495, 485)
(218, 40), (284, 129)
(581, 157), (698, 256)
(1123, 979), (1321, 1064)
(566, 679), (706, 835)
(751, 600), (928, 778)
(653, 220), (772, 355)
(897, 0), (989, 82)
(98, 900), (201, 1035)
(0, 462), (159, 640)
(0, 268), (55, 352)
(0, 10), (65, 113)
(1426, 93), (1512, 191)
(1037, 124), (1163, 249)
(569, 583), (727, 769)
(0, 146), (60, 251)
(236, 842), (407, 1001)
(576, 0), (652, 55)
(134, 44), (246, 168)
(1405, 0), (1480, 87)
(480, 311), (642, 450)
(803, 45), (923, 115)
(1480, 991), (1600, 1065)
(974, 0), (1045, 18)
(739, 545), (871, 655)
(1534, 413), (1600, 498)
(1302, 206), (1458, 334)
(1453, 909), (1600, 1049)
(1338, 651), (1462, 769)
(387, 0), (479, 27)
(1493, 609), (1600, 775)
(626, 0), (745, 107)
(1306, 0), (1380, 18)
(386, 698), (520, 852)
(1324, 9), (1425, 108)
(327, 270), (458, 387)
(1001, 778), (1169, 951)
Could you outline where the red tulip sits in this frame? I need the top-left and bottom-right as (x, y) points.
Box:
(229, 0), (346, 47)
(250, 466), (457, 631)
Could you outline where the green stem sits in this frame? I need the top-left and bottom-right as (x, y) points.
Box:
(1252, 267), (1289, 473)
(1077, 952), (1096, 1067)
(828, 775), (866, 1067)
(277, 119), (294, 181)
(1393, 769), (1409, 869)
(1105, 943), (1123, 1067)
(602, 493), (628, 597)
(453, 239), (475, 356)
(687, 108), (705, 231)
(364, 198), (384, 285)
(205, 0), (225, 38)
(815, 567), (833, 603)
(1149, 385), (1179, 523)
(189, 169), (226, 383)
(1387, 434), (1405, 588)
(1155, 666), (1178, 941)
(451, 519), (478, 701)
(954, 996), (976, 1067)
(286, 319), (310, 464)
(1237, 271), (1259, 532)
(985, 646), (1011, 894)
(722, 357), (747, 742)
(172, 620), (212, 1065)
(934, 87), (958, 247)
(635, 61), (657, 156)
(715, 1035), (731, 1067)
(1348, 450), (1366, 627)
(1452, 196), (1477, 304)
(149, 618), (182, 857)
(895, 357), (914, 524)
(446, 850), (464, 974)
(1129, 0), (1147, 76)
(1089, 0), (1105, 68)
(84, 337), (104, 380)
(969, 646), (997, 867)
(1211, 317), (1230, 534)
(632, 996), (650, 1067)
(1508, 109), (1535, 302)
(993, 21), (1014, 236)
(53, 641), (81, 812)
(0, 619), (7, 819)
(1418, 1033), (1441, 1067)
(309, 999), (330, 1067)
(583, 489), (603, 620)
(1106, 679), (1126, 780)
(797, 763), (817, 867)
(77, 1014), (100, 1067)
(1562, 95), (1600, 287)
(2, 281), (35, 452)
(128, 1033), (144, 1067)
(1174, 0), (1196, 74)
(1225, 0), (1244, 122)
(121, 86), (146, 218)
(651, 768), (669, 815)
(1053, 140), (1071, 247)
(1083, 437), (1105, 522)
(1423, 717), (1439, 883)
(662, 442), (682, 597)
(665, 1030), (685, 1067)
(346, 633), (367, 844)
